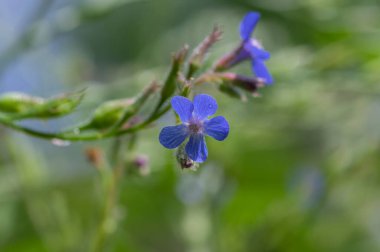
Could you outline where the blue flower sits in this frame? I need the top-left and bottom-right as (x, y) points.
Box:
(159, 94), (229, 163)
(236, 12), (273, 84)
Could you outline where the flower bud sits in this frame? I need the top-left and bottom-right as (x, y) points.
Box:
(125, 154), (150, 176)
(85, 147), (105, 171)
(155, 45), (189, 110)
(219, 72), (265, 94)
(115, 81), (159, 128)
(176, 144), (198, 170)
(86, 99), (134, 129)
(132, 154), (150, 176)
(195, 72), (264, 95)
(0, 92), (44, 114)
(38, 90), (85, 118)
(177, 73), (192, 97)
(83, 81), (158, 130)
(219, 83), (247, 101)
(0, 90), (84, 119)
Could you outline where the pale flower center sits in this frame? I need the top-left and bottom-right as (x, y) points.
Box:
(250, 38), (263, 49)
(187, 118), (204, 135)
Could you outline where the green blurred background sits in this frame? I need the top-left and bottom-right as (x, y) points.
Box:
(0, 0), (380, 251)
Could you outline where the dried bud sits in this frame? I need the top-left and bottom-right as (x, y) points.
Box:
(187, 26), (223, 78)
(132, 154), (150, 176)
(85, 147), (104, 170)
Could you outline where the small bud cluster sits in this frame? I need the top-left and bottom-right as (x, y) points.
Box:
(176, 145), (197, 170)
(131, 154), (150, 176)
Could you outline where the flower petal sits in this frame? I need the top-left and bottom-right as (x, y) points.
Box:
(193, 94), (218, 120)
(240, 12), (261, 41)
(171, 96), (194, 123)
(204, 116), (229, 141)
(252, 60), (273, 84)
(159, 124), (188, 149)
(185, 134), (208, 162)
(245, 40), (271, 60)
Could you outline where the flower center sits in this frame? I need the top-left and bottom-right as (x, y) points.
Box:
(187, 119), (203, 134)
(250, 38), (263, 49)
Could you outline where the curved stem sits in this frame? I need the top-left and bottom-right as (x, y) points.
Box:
(0, 114), (60, 139)
(0, 104), (171, 141)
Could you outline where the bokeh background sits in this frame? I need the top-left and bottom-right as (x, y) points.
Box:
(1, 0), (380, 251)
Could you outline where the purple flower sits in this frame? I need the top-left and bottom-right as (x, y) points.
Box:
(235, 12), (273, 84)
(159, 94), (229, 163)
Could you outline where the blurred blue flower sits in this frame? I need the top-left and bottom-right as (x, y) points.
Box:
(236, 12), (273, 84)
(159, 94), (229, 163)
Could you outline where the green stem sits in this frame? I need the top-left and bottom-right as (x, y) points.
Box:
(0, 114), (60, 139)
(93, 134), (139, 251)
(93, 138), (125, 252)
(0, 103), (171, 141)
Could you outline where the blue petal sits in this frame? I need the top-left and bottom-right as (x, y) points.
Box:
(185, 134), (208, 162)
(252, 60), (273, 84)
(240, 12), (261, 41)
(226, 47), (250, 68)
(159, 124), (189, 149)
(234, 46), (251, 62)
(204, 116), (229, 141)
(245, 40), (271, 60)
(171, 96), (194, 123)
(193, 94), (218, 120)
